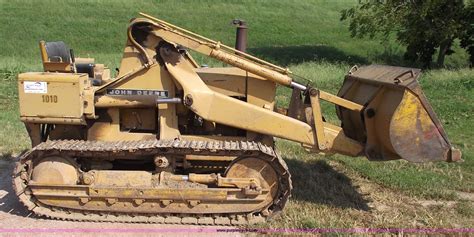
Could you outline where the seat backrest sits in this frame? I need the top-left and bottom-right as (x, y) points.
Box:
(39, 40), (73, 72)
(44, 41), (72, 63)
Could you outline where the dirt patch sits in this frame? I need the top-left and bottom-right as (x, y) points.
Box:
(328, 160), (473, 228)
(455, 191), (474, 202)
(416, 200), (457, 208)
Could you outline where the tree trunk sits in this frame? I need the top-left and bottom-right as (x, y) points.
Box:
(437, 39), (452, 67)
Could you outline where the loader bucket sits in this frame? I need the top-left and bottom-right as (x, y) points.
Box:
(336, 65), (461, 162)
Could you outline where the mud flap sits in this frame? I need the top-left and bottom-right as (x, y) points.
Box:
(336, 65), (461, 162)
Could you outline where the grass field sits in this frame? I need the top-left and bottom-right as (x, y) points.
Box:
(0, 0), (472, 229)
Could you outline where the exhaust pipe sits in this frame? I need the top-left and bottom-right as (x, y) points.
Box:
(232, 19), (247, 53)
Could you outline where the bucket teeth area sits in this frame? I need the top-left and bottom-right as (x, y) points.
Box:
(337, 65), (460, 162)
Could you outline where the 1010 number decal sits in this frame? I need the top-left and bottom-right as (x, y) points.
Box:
(42, 95), (58, 103)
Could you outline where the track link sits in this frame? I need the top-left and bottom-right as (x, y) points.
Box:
(12, 139), (292, 225)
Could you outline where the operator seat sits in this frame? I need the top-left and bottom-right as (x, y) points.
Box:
(40, 41), (98, 84)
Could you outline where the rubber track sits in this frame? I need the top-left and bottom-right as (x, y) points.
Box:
(12, 139), (292, 225)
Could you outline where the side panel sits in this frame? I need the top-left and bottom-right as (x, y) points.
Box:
(18, 72), (88, 124)
(197, 67), (277, 145)
(197, 67), (246, 97)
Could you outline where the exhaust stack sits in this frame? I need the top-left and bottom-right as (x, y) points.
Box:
(232, 19), (247, 53)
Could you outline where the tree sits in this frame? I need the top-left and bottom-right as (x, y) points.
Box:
(460, 4), (474, 67)
(340, 0), (473, 68)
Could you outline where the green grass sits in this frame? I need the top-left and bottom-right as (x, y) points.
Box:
(0, 0), (472, 229)
(0, 69), (30, 153)
(1, 0), (469, 70)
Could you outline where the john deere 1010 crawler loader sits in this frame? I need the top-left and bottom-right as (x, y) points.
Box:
(14, 13), (461, 225)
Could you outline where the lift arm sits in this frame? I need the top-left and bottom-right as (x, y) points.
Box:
(100, 14), (460, 162)
(152, 30), (364, 156)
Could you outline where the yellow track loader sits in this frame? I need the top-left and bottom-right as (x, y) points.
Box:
(14, 13), (461, 225)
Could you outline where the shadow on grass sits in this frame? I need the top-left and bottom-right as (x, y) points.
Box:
(248, 45), (369, 66)
(284, 158), (370, 211)
(372, 50), (407, 67)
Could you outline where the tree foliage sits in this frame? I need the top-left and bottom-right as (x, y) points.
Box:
(341, 0), (473, 68)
